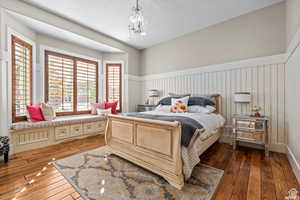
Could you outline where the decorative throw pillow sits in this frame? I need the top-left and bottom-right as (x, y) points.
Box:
(91, 102), (105, 115)
(26, 104), (45, 122)
(96, 108), (112, 116)
(154, 105), (171, 112)
(40, 103), (56, 121)
(105, 101), (118, 114)
(171, 96), (189, 113)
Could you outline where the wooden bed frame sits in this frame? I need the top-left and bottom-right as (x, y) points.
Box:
(105, 94), (222, 189)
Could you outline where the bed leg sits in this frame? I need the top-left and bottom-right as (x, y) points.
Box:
(165, 174), (184, 190)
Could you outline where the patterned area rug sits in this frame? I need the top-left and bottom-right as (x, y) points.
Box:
(54, 147), (223, 200)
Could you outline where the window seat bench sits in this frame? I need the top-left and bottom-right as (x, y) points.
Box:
(10, 115), (107, 153)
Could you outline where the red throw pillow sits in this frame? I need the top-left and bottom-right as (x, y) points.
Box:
(105, 101), (118, 114)
(26, 104), (45, 122)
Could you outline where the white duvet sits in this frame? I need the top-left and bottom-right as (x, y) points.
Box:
(141, 110), (225, 140)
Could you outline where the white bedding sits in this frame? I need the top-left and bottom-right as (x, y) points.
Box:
(140, 110), (225, 179)
(141, 110), (225, 141)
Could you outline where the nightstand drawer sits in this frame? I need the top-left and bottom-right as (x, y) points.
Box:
(235, 120), (264, 131)
(237, 131), (264, 143)
(137, 105), (156, 112)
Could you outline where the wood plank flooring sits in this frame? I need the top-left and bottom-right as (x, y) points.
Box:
(0, 135), (299, 200)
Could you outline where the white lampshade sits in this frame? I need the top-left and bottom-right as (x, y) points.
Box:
(148, 89), (159, 97)
(234, 92), (251, 103)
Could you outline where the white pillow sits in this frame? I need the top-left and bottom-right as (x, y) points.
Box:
(40, 103), (56, 121)
(188, 105), (216, 114)
(155, 105), (171, 112)
(96, 108), (112, 116)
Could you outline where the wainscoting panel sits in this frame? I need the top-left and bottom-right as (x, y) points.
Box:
(141, 59), (285, 149)
(128, 76), (142, 112)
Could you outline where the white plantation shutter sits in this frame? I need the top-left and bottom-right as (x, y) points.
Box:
(106, 64), (122, 111)
(45, 51), (98, 115)
(76, 60), (98, 111)
(46, 52), (74, 113)
(12, 35), (32, 122)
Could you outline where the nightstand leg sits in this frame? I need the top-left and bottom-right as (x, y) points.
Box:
(4, 152), (9, 163)
(233, 139), (236, 150)
(232, 118), (237, 150)
(264, 120), (269, 157)
(265, 145), (269, 157)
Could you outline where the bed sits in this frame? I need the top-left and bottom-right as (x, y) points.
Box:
(105, 94), (224, 189)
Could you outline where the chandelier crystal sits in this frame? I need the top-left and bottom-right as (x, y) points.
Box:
(128, 0), (146, 36)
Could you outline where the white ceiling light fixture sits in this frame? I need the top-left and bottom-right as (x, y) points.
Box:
(128, 0), (146, 37)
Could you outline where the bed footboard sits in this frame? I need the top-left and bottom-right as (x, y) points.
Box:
(105, 115), (184, 189)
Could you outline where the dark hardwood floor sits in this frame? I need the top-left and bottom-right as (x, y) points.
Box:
(0, 135), (299, 200)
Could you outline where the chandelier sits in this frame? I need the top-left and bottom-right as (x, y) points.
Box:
(128, 0), (146, 36)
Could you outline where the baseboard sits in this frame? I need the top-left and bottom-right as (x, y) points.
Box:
(220, 135), (286, 154)
(287, 146), (300, 184)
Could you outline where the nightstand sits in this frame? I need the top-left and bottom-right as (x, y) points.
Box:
(137, 104), (156, 112)
(232, 115), (269, 156)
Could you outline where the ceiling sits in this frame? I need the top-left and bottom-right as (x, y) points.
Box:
(7, 11), (123, 53)
(22, 0), (283, 49)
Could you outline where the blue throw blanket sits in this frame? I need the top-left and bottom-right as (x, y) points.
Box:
(124, 113), (203, 147)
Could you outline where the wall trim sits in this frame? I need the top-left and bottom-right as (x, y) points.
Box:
(141, 54), (286, 81)
(127, 74), (142, 81)
(286, 25), (300, 62)
(0, 50), (8, 61)
(287, 146), (300, 183)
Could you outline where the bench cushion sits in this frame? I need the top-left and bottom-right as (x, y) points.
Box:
(10, 115), (106, 131)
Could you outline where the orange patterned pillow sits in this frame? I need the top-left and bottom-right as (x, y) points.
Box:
(171, 97), (189, 113)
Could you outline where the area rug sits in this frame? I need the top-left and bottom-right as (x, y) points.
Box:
(53, 147), (223, 200)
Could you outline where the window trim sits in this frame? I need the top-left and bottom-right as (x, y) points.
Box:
(11, 35), (33, 123)
(45, 50), (99, 116)
(106, 63), (122, 112)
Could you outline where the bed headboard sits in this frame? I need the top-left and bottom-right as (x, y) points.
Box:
(208, 94), (222, 114)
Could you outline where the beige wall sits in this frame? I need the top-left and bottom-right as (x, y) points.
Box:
(140, 2), (285, 75)
(286, 0), (300, 48)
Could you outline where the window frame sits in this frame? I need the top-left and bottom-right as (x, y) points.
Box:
(11, 35), (33, 123)
(45, 50), (99, 116)
(106, 63), (122, 112)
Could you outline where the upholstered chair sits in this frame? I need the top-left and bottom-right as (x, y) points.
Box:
(0, 136), (9, 163)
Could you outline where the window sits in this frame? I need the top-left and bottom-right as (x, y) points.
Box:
(106, 63), (122, 112)
(45, 51), (98, 115)
(12, 35), (32, 122)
